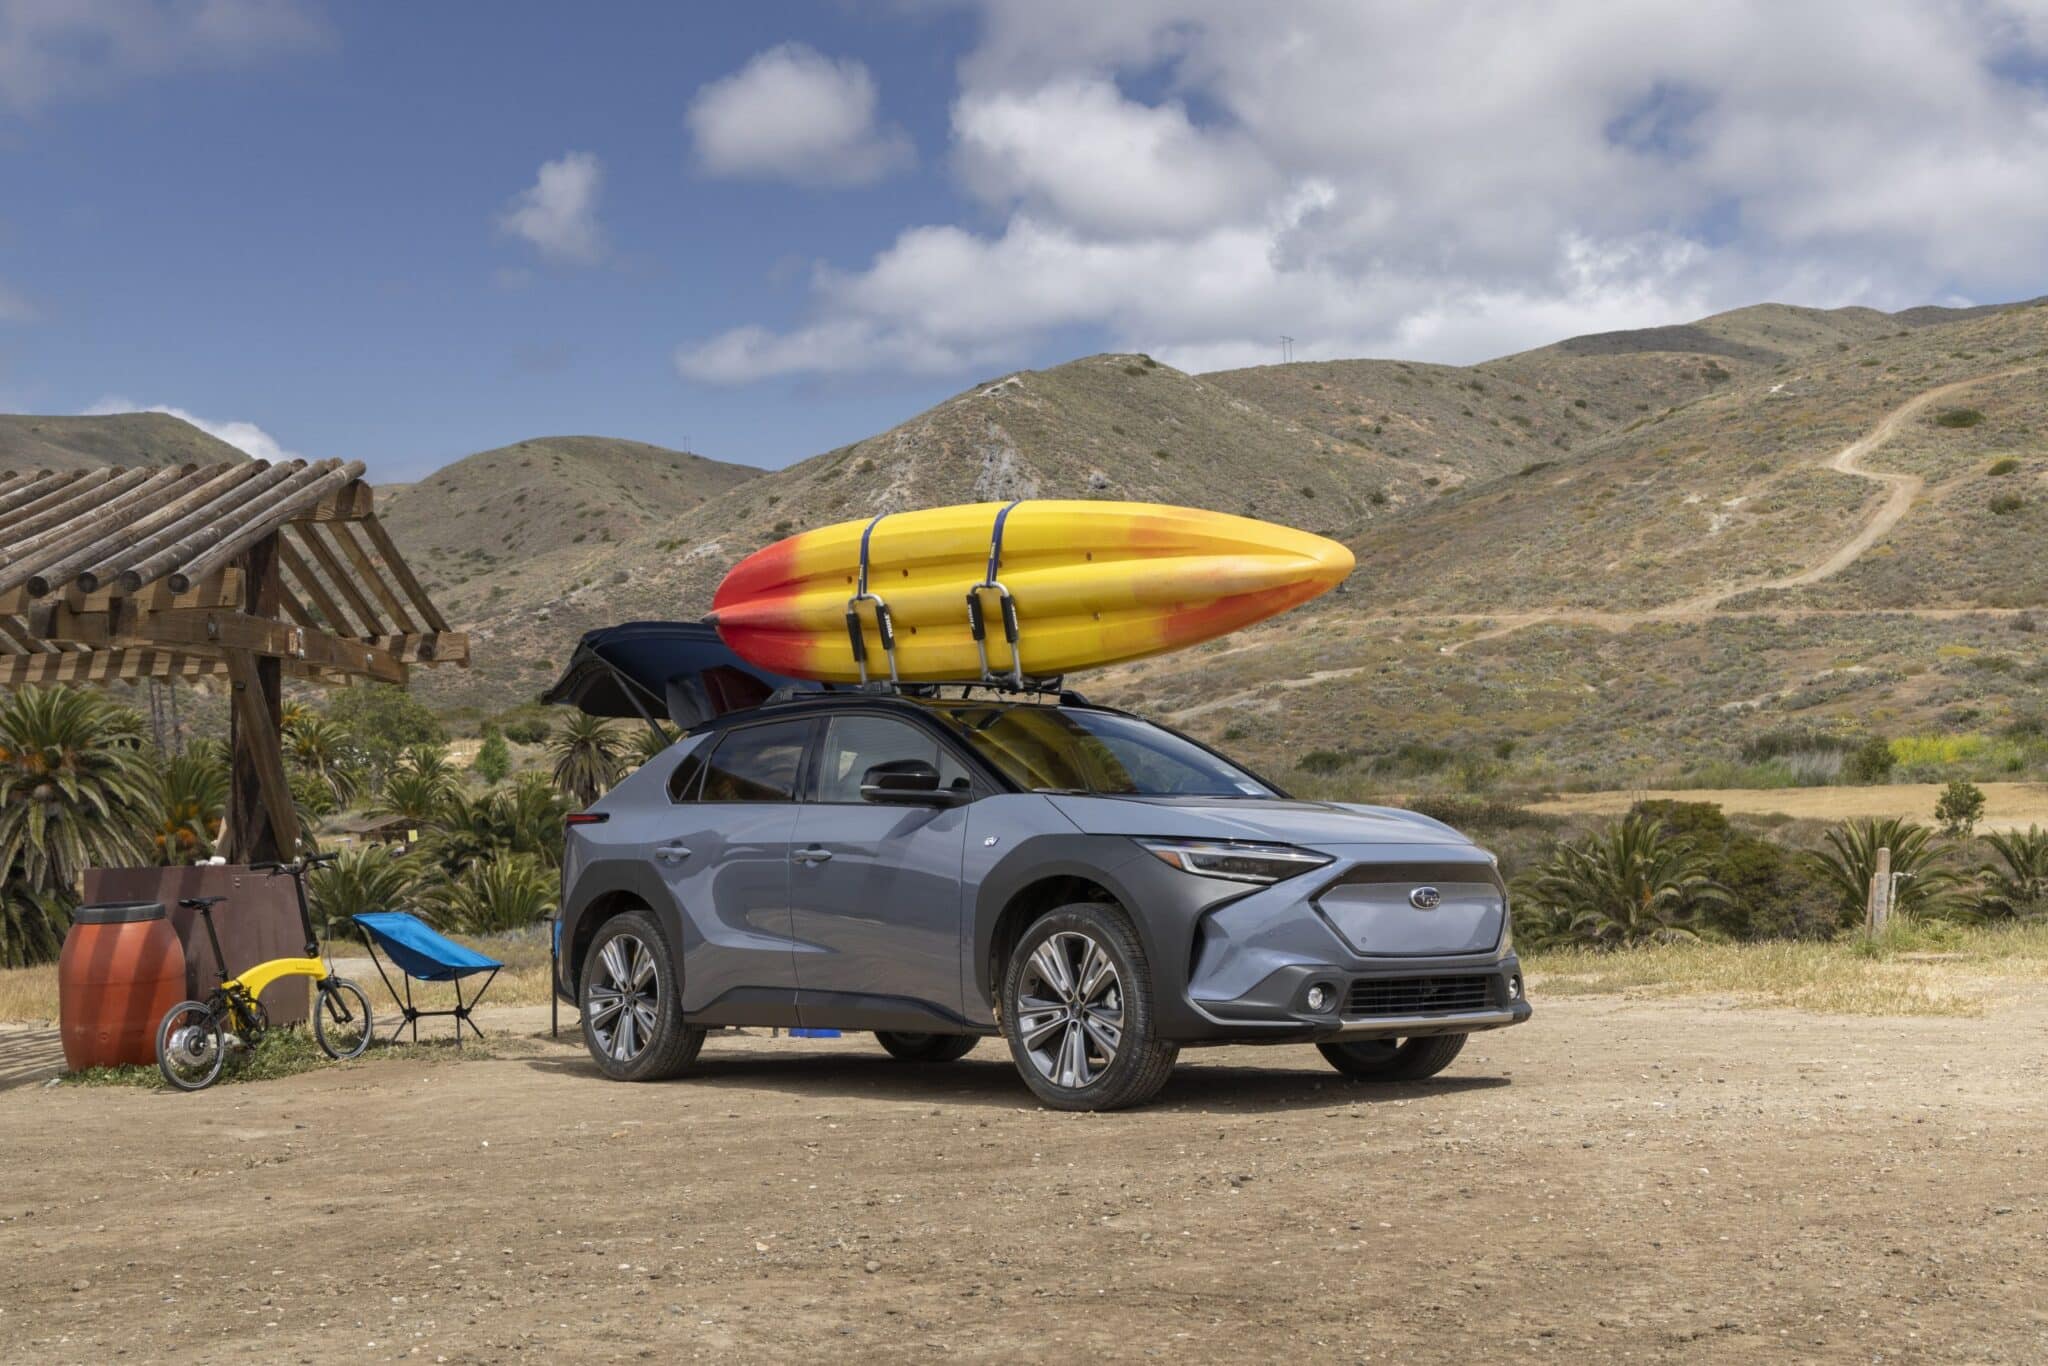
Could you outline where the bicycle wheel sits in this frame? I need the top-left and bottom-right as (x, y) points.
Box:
(157, 1001), (226, 1091)
(313, 978), (374, 1060)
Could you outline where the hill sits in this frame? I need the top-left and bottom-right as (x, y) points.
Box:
(0, 412), (250, 472)
(377, 436), (761, 615)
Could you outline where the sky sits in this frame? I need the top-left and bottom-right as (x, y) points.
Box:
(2, 1), (2046, 480)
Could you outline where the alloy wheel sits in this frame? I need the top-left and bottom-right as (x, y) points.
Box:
(1015, 930), (1124, 1089)
(585, 933), (659, 1063)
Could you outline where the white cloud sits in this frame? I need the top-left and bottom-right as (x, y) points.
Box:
(498, 151), (606, 265)
(679, 0), (2048, 383)
(0, 0), (329, 111)
(687, 43), (913, 187)
(84, 396), (302, 463)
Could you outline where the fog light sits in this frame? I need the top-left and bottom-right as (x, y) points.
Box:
(1306, 984), (1331, 1012)
(1507, 975), (1522, 1000)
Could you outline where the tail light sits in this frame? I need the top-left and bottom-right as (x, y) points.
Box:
(565, 812), (609, 827)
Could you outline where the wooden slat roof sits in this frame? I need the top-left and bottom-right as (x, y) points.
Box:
(0, 459), (467, 688)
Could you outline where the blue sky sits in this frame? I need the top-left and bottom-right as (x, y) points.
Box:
(3, 1), (2045, 480)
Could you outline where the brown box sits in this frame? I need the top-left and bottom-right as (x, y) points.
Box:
(81, 866), (310, 1025)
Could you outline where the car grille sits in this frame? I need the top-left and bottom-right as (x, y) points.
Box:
(1346, 975), (1494, 1017)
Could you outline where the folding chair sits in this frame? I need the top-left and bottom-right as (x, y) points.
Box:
(352, 911), (504, 1044)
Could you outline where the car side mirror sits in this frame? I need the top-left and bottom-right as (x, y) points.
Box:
(860, 759), (962, 806)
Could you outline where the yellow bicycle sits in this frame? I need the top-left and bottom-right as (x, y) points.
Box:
(156, 854), (374, 1091)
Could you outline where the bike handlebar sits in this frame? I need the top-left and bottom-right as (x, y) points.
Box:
(250, 853), (338, 876)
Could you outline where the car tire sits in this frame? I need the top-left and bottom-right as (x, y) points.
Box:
(874, 1031), (980, 1063)
(1317, 1033), (1467, 1082)
(1001, 902), (1177, 1112)
(580, 909), (704, 1082)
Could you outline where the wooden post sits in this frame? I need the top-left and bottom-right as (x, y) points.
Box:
(221, 532), (298, 863)
(1867, 846), (1893, 935)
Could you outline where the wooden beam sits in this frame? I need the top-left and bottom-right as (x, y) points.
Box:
(298, 479), (373, 521)
(12, 567), (245, 616)
(366, 631), (469, 665)
(276, 536), (354, 634)
(357, 513), (451, 632)
(53, 605), (409, 685)
(292, 521), (386, 635)
(327, 520), (418, 632)
(0, 649), (222, 687)
(224, 646), (300, 863)
(169, 460), (367, 592)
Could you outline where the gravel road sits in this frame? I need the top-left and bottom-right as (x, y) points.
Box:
(2, 993), (2044, 1363)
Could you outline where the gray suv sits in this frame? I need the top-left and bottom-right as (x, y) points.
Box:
(550, 628), (1530, 1111)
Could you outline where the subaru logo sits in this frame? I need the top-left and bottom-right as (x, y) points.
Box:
(1408, 886), (1442, 910)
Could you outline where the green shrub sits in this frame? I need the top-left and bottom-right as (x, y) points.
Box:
(502, 718), (552, 745)
(474, 729), (512, 785)
(1298, 750), (1352, 775)
(1990, 493), (2024, 515)
(1844, 736), (1896, 784)
(1934, 408), (1985, 428)
(1935, 779), (1986, 838)
(1988, 456), (2021, 476)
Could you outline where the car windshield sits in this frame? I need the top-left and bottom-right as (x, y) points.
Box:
(937, 705), (1277, 798)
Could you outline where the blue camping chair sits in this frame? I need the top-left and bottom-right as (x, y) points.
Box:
(352, 912), (504, 1044)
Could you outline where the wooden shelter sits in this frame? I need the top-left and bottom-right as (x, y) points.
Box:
(0, 459), (467, 862)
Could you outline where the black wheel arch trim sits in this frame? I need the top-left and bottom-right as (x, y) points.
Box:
(557, 858), (685, 1001)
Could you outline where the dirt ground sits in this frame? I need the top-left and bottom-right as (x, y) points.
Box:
(2, 989), (2046, 1364)
(1531, 780), (2048, 832)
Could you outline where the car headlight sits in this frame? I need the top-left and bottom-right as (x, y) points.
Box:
(1136, 839), (1332, 885)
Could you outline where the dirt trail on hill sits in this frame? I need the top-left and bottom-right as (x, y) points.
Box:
(1423, 365), (2040, 656)
(5, 999), (2048, 1363)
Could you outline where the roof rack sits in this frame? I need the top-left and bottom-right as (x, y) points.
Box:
(762, 677), (1090, 708)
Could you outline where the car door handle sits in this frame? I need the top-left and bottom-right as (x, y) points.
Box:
(655, 843), (692, 863)
(792, 847), (833, 865)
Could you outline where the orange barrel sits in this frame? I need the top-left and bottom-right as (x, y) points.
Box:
(58, 902), (188, 1071)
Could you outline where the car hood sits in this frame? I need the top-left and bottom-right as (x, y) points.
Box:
(1043, 795), (1472, 848)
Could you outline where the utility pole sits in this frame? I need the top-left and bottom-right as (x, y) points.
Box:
(1280, 336), (1295, 364)
(1866, 846), (1893, 935)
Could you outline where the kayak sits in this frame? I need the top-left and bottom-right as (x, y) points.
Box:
(708, 500), (1353, 683)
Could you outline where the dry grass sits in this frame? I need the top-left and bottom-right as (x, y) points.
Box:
(0, 963), (59, 1025)
(1526, 921), (2048, 1017)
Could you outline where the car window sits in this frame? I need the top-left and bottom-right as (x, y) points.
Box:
(698, 721), (810, 803)
(938, 706), (1276, 797)
(815, 714), (971, 803)
(666, 746), (707, 803)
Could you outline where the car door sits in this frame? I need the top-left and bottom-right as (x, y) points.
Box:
(788, 712), (976, 1024)
(660, 717), (815, 1022)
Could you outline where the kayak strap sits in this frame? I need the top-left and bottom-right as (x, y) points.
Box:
(966, 500), (1025, 687)
(845, 513), (898, 685)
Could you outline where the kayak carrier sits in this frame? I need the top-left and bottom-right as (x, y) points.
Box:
(844, 500), (1040, 690)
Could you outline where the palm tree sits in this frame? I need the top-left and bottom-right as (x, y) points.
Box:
(1809, 817), (1958, 926)
(0, 685), (159, 901)
(1514, 813), (1728, 947)
(399, 743), (454, 789)
(626, 723), (675, 769)
(1976, 827), (2048, 921)
(154, 744), (228, 864)
(416, 774), (570, 881)
(307, 846), (422, 939)
(284, 715), (361, 808)
(2, 882), (72, 969)
(425, 853), (556, 935)
(549, 714), (622, 806)
(378, 769), (453, 825)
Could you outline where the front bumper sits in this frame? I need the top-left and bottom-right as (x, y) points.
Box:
(1157, 841), (1534, 1043)
(1186, 956), (1531, 1042)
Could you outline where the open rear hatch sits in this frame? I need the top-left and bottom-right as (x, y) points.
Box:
(540, 620), (825, 730)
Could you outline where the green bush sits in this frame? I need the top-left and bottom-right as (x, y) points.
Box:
(1987, 456), (2021, 476)
(1298, 750), (1351, 775)
(1844, 736), (1896, 784)
(474, 729), (512, 785)
(502, 718), (552, 745)
(1990, 493), (2025, 515)
(1935, 779), (1986, 838)
(1934, 408), (1985, 428)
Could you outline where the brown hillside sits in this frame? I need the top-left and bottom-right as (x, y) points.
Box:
(0, 412), (249, 473)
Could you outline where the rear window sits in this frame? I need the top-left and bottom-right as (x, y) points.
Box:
(697, 721), (809, 803)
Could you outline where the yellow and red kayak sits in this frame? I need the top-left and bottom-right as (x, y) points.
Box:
(708, 500), (1353, 683)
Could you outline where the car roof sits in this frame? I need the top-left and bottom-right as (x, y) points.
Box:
(688, 685), (1115, 736)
